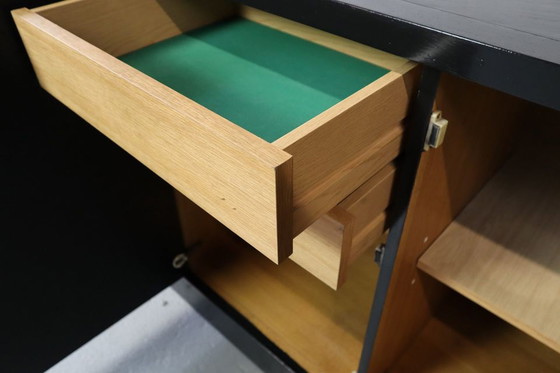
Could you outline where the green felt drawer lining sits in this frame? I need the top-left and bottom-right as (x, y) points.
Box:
(120, 18), (389, 142)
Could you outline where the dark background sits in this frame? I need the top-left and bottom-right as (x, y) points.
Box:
(1, 1), (184, 372)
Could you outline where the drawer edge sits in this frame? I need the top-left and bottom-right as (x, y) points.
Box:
(291, 207), (354, 290)
(291, 127), (402, 236)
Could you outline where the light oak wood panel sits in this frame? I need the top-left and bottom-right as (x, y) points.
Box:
(419, 126), (560, 352)
(290, 207), (354, 290)
(348, 212), (387, 264)
(392, 293), (560, 373)
(368, 74), (527, 372)
(35, 0), (237, 56)
(291, 164), (394, 289)
(243, 8), (416, 233)
(175, 190), (356, 289)
(176, 192), (382, 367)
(255, 5), (417, 236)
(291, 210), (386, 290)
(13, 8), (293, 263)
(176, 162), (390, 290)
(175, 190), (237, 251)
(188, 241), (379, 373)
(275, 65), (416, 237)
(285, 121), (403, 236)
(341, 163), (395, 235)
(241, 6), (413, 74)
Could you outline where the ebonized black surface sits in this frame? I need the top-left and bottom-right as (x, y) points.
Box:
(237, 0), (560, 111)
(1, 1), (184, 372)
(344, 0), (560, 65)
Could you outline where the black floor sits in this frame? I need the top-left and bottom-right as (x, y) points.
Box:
(1, 2), (185, 372)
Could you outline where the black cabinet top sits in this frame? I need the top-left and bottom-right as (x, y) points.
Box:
(238, 0), (560, 110)
(343, 0), (560, 66)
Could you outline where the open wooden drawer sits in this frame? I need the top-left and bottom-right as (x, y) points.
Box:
(12, 0), (416, 263)
(291, 162), (395, 289)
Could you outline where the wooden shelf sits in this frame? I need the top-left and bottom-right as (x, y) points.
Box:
(418, 128), (560, 352)
(392, 293), (560, 372)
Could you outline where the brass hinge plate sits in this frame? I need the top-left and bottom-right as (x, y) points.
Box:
(424, 110), (449, 151)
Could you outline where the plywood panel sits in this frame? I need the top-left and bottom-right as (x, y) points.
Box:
(419, 125), (560, 352)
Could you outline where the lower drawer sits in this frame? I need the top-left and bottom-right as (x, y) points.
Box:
(291, 163), (396, 289)
(13, 0), (416, 263)
(176, 163), (395, 289)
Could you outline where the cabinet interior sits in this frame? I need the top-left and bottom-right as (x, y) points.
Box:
(183, 74), (560, 372)
(396, 86), (560, 370)
(187, 233), (379, 373)
(418, 120), (560, 352)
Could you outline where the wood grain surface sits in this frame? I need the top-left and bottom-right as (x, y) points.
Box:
(177, 161), (391, 290)
(35, 0), (237, 56)
(241, 6), (413, 73)
(290, 207), (354, 289)
(251, 6), (417, 235)
(368, 74), (527, 372)
(291, 163), (394, 289)
(22, 1), (416, 260)
(419, 122), (560, 352)
(13, 8), (293, 263)
(347, 212), (386, 265)
(340, 163), (395, 236)
(287, 124), (403, 237)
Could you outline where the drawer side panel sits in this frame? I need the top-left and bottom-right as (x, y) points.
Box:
(35, 0), (238, 57)
(277, 69), (417, 235)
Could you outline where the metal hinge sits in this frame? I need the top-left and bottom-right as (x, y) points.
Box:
(424, 110), (449, 151)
